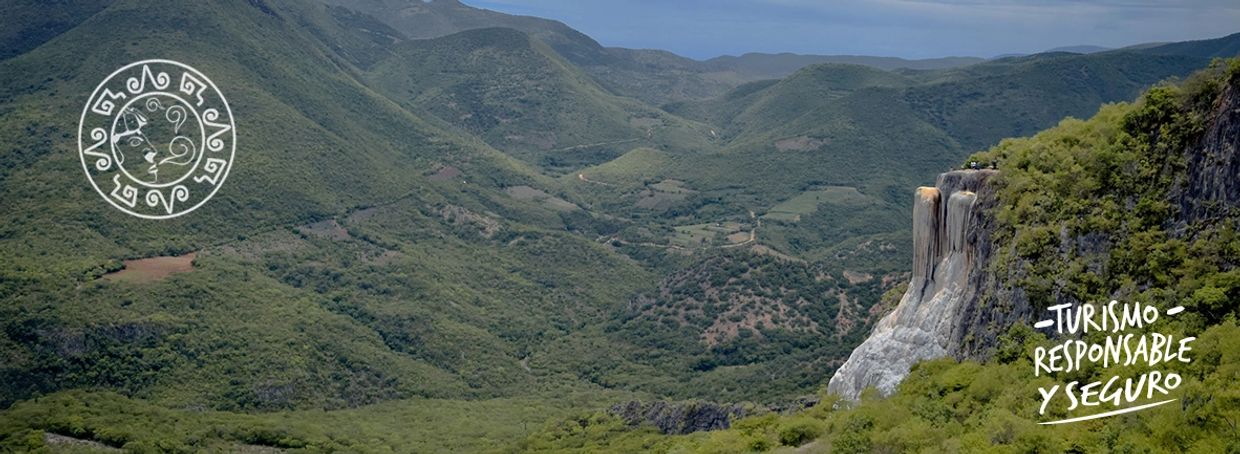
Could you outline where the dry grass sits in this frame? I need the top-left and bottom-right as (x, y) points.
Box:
(102, 252), (196, 284)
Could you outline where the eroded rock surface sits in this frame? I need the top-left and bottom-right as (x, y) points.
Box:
(827, 170), (994, 400)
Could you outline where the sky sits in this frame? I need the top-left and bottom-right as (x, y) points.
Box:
(466, 0), (1240, 60)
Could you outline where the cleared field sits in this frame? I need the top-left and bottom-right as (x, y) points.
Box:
(102, 252), (197, 284)
(633, 180), (696, 210)
(504, 185), (580, 211)
(649, 179), (694, 194)
(670, 222), (746, 247)
(299, 219), (351, 240)
(762, 186), (873, 222)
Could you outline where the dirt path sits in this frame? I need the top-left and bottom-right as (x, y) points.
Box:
(553, 137), (641, 152)
(576, 172), (616, 187)
(603, 236), (690, 251)
(719, 210), (759, 249)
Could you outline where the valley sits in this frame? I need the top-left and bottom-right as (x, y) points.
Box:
(0, 0), (1236, 452)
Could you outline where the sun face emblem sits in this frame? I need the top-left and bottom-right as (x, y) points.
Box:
(79, 59), (235, 219)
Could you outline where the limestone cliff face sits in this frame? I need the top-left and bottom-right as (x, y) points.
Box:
(1174, 80), (1240, 226)
(827, 170), (996, 400)
(828, 74), (1240, 401)
(953, 78), (1240, 360)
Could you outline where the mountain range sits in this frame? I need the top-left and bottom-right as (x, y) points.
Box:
(0, 0), (1236, 451)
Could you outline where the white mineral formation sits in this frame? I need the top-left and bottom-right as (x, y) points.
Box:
(827, 172), (983, 400)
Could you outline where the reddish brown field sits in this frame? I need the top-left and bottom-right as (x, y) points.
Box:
(103, 252), (197, 284)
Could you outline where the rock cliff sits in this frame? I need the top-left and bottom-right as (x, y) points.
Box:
(1174, 79), (1240, 226)
(952, 74), (1240, 361)
(829, 70), (1240, 401)
(827, 169), (997, 400)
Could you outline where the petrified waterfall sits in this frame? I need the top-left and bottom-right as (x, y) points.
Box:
(827, 170), (994, 400)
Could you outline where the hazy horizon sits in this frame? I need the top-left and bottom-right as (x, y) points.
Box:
(467, 0), (1240, 60)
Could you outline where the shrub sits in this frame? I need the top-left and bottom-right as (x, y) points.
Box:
(776, 417), (825, 446)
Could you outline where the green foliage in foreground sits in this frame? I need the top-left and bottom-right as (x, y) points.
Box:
(3, 321), (1234, 452)
(517, 320), (1240, 454)
(0, 389), (634, 453)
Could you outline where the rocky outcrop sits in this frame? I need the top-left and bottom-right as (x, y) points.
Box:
(608, 400), (750, 435)
(828, 73), (1240, 402)
(827, 170), (996, 400)
(944, 169), (1034, 360)
(956, 77), (1240, 360)
(608, 396), (818, 435)
(1174, 80), (1240, 227)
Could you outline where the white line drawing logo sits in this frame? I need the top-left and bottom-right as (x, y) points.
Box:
(78, 59), (235, 219)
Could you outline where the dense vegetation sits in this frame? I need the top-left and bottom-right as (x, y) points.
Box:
(593, 251), (897, 403)
(0, 0), (897, 431)
(0, 389), (638, 452)
(967, 59), (1240, 323)
(1, 0), (1236, 451)
(518, 321), (1239, 453)
(649, 48), (1217, 263)
(364, 27), (714, 173)
(517, 60), (1240, 453)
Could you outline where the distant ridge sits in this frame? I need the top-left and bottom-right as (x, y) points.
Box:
(1134, 31), (1240, 58)
(703, 53), (984, 79)
(998, 33), (1240, 60)
(1046, 45), (1110, 54)
(993, 44), (1111, 59)
(322, 0), (983, 102)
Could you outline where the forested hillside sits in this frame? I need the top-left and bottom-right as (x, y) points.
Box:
(364, 27), (714, 172)
(0, 0), (1235, 451)
(516, 59), (1240, 454)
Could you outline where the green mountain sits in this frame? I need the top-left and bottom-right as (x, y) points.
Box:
(323, 0), (738, 104)
(1132, 31), (1240, 59)
(0, 0), (113, 60)
(0, 0), (1237, 451)
(0, 0), (637, 408)
(0, 1), (886, 439)
(519, 58), (1240, 454)
(322, 0), (598, 55)
(0, 0), (681, 422)
(702, 53), (984, 80)
(904, 50), (1221, 149)
(321, 0), (977, 105)
(637, 50), (1216, 266)
(363, 27), (713, 172)
(1044, 45), (1110, 53)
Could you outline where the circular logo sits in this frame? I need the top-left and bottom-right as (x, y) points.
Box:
(78, 59), (235, 219)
